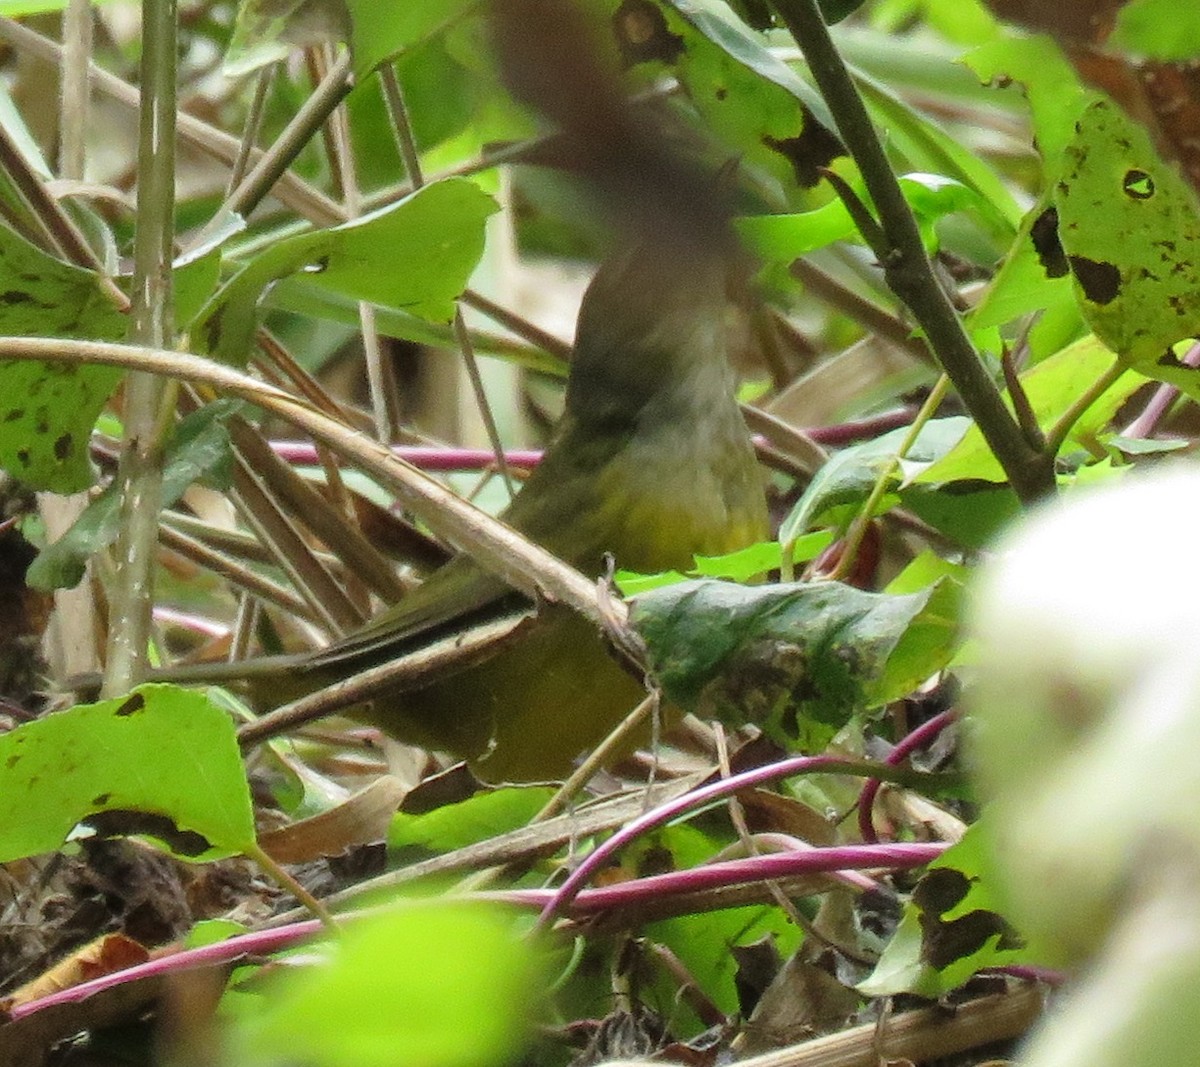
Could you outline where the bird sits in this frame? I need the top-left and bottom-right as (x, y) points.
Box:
(241, 238), (768, 782)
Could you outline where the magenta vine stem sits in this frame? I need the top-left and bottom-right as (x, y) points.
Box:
(8, 921), (323, 1020)
(93, 417), (922, 475)
(527, 841), (945, 916)
(857, 708), (959, 844)
(535, 753), (946, 929)
(1120, 339), (1200, 439)
(264, 412), (919, 472)
(11, 836), (946, 1024)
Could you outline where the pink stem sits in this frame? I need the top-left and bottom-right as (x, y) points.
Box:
(857, 709), (958, 844)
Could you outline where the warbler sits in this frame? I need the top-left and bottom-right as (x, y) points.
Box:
(258, 240), (767, 781)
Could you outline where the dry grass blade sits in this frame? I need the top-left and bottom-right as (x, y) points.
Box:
(225, 416), (408, 604)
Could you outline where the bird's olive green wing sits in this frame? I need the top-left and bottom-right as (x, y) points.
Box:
(307, 428), (618, 668)
(306, 555), (518, 668)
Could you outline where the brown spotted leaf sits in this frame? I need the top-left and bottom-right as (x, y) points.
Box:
(0, 224), (126, 493)
(1055, 98), (1200, 368)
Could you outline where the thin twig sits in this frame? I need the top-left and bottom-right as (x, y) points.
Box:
(1000, 345), (1045, 449)
(226, 63), (277, 195)
(788, 259), (932, 365)
(0, 122), (122, 300)
(314, 46), (403, 618)
(823, 374), (950, 583)
(461, 288), (573, 362)
(1044, 358), (1128, 456)
(592, 985), (1044, 1067)
(229, 456), (363, 635)
(380, 64), (423, 186)
(225, 416), (407, 603)
(157, 522), (316, 622)
(200, 50), (353, 242)
(0, 337), (615, 634)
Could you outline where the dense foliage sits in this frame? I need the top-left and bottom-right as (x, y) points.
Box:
(1, 0), (1198, 1064)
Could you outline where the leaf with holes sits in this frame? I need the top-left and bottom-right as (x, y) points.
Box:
(1054, 98), (1200, 371)
(619, 0), (843, 191)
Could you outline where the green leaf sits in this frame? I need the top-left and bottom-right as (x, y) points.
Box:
(780, 417), (969, 545)
(630, 578), (941, 751)
(898, 483), (1021, 549)
(917, 335), (1142, 485)
(739, 173), (979, 260)
(650, 0), (843, 189)
(667, 0), (833, 120)
(0, 684), (254, 862)
(231, 901), (543, 1067)
(858, 824), (1028, 997)
(266, 277), (559, 373)
(175, 240), (228, 332)
(1055, 98), (1200, 366)
(0, 362), (119, 492)
(0, 222), (127, 492)
(187, 919), (247, 949)
(200, 179), (497, 364)
(908, 0), (997, 43)
(964, 35), (1085, 173)
(344, 0), (479, 80)
(967, 199), (1077, 341)
(615, 532), (834, 595)
(1106, 435), (1190, 457)
(28, 400), (241, 590)
(852, 73), (1021, 233)
(614, 568), (692, 596)
(693, 531), (833, 581)
(26, 486), (121, 591)
(874, 552), (962, 704)
(389, 786), (556, 853)
(224, 0), (349, 76)
(638, 824), (802, 1022)
(1110, 0), (1200, 61)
